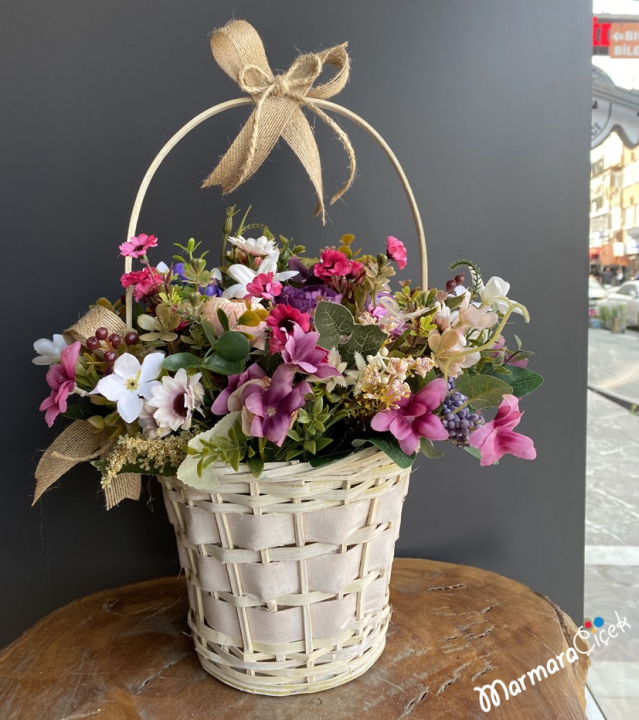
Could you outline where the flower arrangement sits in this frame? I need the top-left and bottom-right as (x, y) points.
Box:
(34, 208), (542, 497)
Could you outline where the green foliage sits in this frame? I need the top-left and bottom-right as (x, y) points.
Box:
(420, 438), (444, 458)
(213, 331), (251, 362)
(454, 374), (513, 410)
(450, 259), (483, 296)
(314, 302), (387, 366)
(361, 436), (416, 469)
(485, 365), (543, 398)
(162, 353), (202, 371)
(281, 395), (333, 462)
(202, 354), (245, 376)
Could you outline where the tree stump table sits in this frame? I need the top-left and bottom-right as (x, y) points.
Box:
(0, 559), (589, 719)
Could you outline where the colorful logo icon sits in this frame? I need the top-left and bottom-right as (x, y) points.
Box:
(584, 616), (604, 633)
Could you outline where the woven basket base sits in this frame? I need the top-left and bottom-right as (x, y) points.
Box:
(190, 610), (390, 696)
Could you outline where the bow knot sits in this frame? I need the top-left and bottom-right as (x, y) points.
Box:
(202, 20), (356, 222)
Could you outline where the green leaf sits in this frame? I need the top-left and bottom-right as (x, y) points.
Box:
(202, 354), (245, 376)
(486, 365), (543, 398)
(162, 353), (202, 371)
(464, 445), (498, 465)
(314, 302), (387, 366)
(201, 321), (218, 347)
(454, 374), (513, 410)
(366, 436), (416, 469)
(420, 438), (444, 458)
(217, 309), (230, 333)
(246, 454), (265, 479)
(214, 331), (251, 362)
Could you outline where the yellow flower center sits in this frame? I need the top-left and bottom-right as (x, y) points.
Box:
(125, 370), (141, 392)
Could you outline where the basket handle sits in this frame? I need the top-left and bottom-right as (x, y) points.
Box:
(124, 97), (427, 328)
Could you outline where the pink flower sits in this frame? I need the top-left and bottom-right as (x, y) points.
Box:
(212, 365), (267, 415)
(266, 305), (311, 354)
(371, 378), (449, 455)
(201, 297), (268, 350)
(386, 236), (407, 270)
(491, 336), (529, 368)
(39, 342), (81, 427)
(119, 234), (158, 258)
(314, 248), (364, 282)
(121, 267), (163, 301)
(281, 325), (340, 378)
(244, 364), (312, 446)
(469, 394), (536, 466)
(244, 272), (282, 301)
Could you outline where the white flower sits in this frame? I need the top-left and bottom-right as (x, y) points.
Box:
(155, 261), (170, 273)
(145, 369), (204, 433)
(223, 251), (298, 299)
(33, 334), (67, 365)
(137, 405), (170, 440)
(228, 235), (277, 257)
(93, 352), (164, 423)
(479, 276), (521, 315)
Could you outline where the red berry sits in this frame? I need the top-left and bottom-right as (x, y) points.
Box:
(104, 350), (117, 364)
(95, 327), (108, 341)
(454, 274), (465, 285)
(446, 279), (456, 292)
(86, 337), (100, 352)
(124, 331), (139, 346)
(109, 333), (121, 348)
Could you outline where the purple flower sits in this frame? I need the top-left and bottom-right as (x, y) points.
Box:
(276, 285), (342, 316)
(370, 378), (449, 455)
(288, 257), (314, 283)
(39, 342), (81, 427)
(212, 365), (266, 415)
(281, 325), (340, 378)
(244, 365), (312, 446)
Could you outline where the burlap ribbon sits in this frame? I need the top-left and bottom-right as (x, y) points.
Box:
(202, 19), (356, 222)
(34, 307), (142, 509)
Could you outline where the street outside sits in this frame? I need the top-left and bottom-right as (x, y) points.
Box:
(585, 327), (639, 720)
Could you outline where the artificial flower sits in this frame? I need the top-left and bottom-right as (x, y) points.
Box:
(281, 325), (340, 378)
(313, 248), (364, 282)
(469, 394), (536, 466)
(145, 369), (204, 432)
(228, 235), (277, 257)
(39, 341), (81, 427)
(479, 276), (524, 315)
(386, 236), (407, 270)
(137, 405), (170, 440)
(457, 291), (498, 330)
(428, 328), (480, 377)
(212, 365), (267, 415)
(243, 364), (312, 446)
(266, 304), (311, 354)
(370, 378), (449, 455)
(223, 251), (298, 299)
(93, 352), (164, 423)
(202, 297), (268, 349)
(276, 285), (342, 315)
(121, 267), (163, 301)
(33, 334), (67, 366)
(244, 272), (283, 301)
(119, 234), (158, 258)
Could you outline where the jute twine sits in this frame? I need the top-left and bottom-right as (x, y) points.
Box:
(34, 307), (142, 509)
(202, 19), (355, 222)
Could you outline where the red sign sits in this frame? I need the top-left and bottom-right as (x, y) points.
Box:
(593, 17), (612, 47)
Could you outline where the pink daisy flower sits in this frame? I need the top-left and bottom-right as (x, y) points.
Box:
(119, 234), (158, 259)
(386, 236), (407, 270)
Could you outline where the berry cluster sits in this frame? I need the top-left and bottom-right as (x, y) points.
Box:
(441, 378), (483, 445)
(86, 327), (138, 371)
(445, 273), (465, 294)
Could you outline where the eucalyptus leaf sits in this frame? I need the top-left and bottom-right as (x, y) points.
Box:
(454, 374), (513, 410)
(214, 331), (251, 362)
(314, 302), (387, 366)
(162, 353), (202, 371)
(420, 438), (444, 458)
(486, 365), (544, 398)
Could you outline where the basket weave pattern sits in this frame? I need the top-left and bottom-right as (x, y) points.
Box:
(161, 447), (410, 695)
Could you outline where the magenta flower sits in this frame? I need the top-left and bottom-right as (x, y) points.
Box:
(281, 325), (340, 378)
(244, 272), (283, 301)
(212, 365), (266, 415)
(468, 394), (536, 466)
(386, 236), (407, 270)
(244, 365), (312, 446)
(313, 248), (364, 283)
(121, 267), (163, 301)
(119, 234), (158, 258)
(39, 341), (81, 427)
(371, 378), (449, 455)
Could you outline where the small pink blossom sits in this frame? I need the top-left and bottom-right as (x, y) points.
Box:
(39, 342), (81, 427)
(119, 234), (158, 258)
(244, 272), (282, 301)
(266, 305), (311, 354)
(371, 378), (449, 455)
(314, 248), (364, 282)
(469, 394), (536, 466)
(386, 236), (407, 270)
(281, 325), (340, 378)
(121, 267), (163, 301)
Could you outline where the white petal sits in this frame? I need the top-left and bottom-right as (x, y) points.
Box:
(212, 268), (222, 282)
(118, 391), (144, 423)
(275, 270), (299, 282)
(32, 355), (54, 366)
(259, 259), (277, 274)
(52, 335), (68, 352)
(139, 352), (165, 383)
(139, 379), (161, 399)
(227, 264), (255, 284)
(156, 261), (170, 273)
(113, 353), (141, 379)
(222, 283), (247, 299)
(33, 338), (56, 355)
(95, 374), (125, 402)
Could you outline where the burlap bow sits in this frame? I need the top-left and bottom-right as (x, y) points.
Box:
(202, 19), (356, 222)
(34, 306), (142, 510)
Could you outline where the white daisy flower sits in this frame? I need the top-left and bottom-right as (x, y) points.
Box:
(228, 235), (277, 257)
(145, 368), (204, 432)
(222, 250), (298, 299)
(33, 334), (67, 365)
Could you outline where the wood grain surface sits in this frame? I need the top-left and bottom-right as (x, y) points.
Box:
(0, 558), (588, 719)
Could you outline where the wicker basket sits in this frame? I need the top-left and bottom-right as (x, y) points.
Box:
(160, 447), (410, 695)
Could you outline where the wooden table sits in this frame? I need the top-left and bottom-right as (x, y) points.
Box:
(0, 559), (589, 719)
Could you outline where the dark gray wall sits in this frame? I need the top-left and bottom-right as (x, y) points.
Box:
(0, 0), (591, 648)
